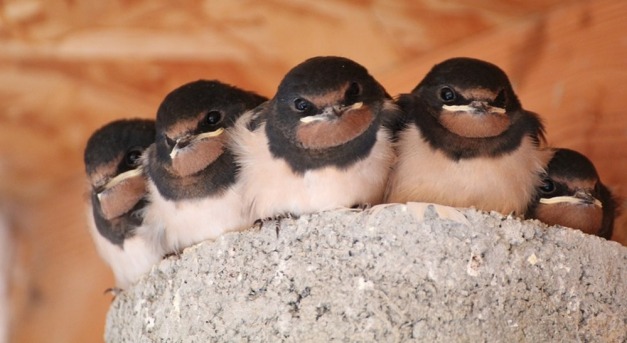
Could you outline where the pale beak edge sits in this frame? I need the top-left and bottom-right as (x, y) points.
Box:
(539, 196), (603, 208)
(299, 102), (364, 123)
(442, 104), (506, 115)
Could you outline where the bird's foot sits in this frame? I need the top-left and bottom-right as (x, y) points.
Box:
(351, 203), (372, 211)
(254, 213), (299, 237)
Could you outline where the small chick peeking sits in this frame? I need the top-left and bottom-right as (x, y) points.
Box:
(527, 148), (619, 239)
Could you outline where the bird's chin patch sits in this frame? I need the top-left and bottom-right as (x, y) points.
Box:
(535, 203), (603, 235)
(296, 107), (374, 150)
(439, 111), (511, 138)
(97, 174), (146, 221)
(171, 137), (225, 177)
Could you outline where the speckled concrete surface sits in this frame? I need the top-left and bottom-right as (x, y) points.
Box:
(105, 203), (626, 342)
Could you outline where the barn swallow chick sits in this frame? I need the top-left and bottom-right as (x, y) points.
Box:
(143, 80), (267, 253)
(386, 57), (552, 215)
(230, 56), (398, 221)
(527, 148), (619, 239)
(84, 118), (161, 289)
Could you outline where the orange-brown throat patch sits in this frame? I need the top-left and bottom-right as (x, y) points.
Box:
(296, 106), (374, 150)
(97, 173), (146, 220)
(534, 203), (603, 235)
(439, 110), (510, 138)
(170, 135), (226, 177)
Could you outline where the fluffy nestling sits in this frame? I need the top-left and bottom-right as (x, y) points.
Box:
(231, 56), (399, 221)
(84, 118), (161, 289)
(386, 57), (552, 215)
(143, 80), (267, 254)
(527, 148), (619, 239)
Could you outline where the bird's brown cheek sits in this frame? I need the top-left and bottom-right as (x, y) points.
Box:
(98, 175), (146, 221)
(296, 107), (374, 150)
(171, 137), (225, 177)
(534, 203), (603, 235)
(439, 111), (511, 138)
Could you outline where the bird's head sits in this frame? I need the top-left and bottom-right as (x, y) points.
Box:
(269, 56), (388, 150)
(414, 57), (521, 138)
(155, 80), (266, 177)
(533, 148), (605, 235)
(84, 119), (154, 220)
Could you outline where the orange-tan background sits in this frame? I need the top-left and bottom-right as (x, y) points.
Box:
(1, 0), (626, 341)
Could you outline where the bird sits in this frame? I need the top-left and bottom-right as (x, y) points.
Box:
(84, 118), (162, 289)
(230, 56), (399, 222)
(143, 79), (267, 254)
(526, 148), (619, 239)
(385, 57), (552, 216)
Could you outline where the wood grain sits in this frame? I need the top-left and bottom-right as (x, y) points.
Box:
(1, 0), (624, 342)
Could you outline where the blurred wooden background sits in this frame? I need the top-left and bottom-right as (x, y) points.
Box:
(1, 0), (625, 341)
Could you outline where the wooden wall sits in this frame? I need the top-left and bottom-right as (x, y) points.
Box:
(1, 0), (625, 341)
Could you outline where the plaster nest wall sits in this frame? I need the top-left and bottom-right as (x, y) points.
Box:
(105, 203), (626, 342)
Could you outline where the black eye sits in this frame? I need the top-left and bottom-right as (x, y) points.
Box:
(206, 111), (222, 126)
(294, 98), (313, 112)
(539, 178), (556, 194)
(125, 147), (143, 167)
(439, 87), (456, 102)
(345, 82), (361, 105)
